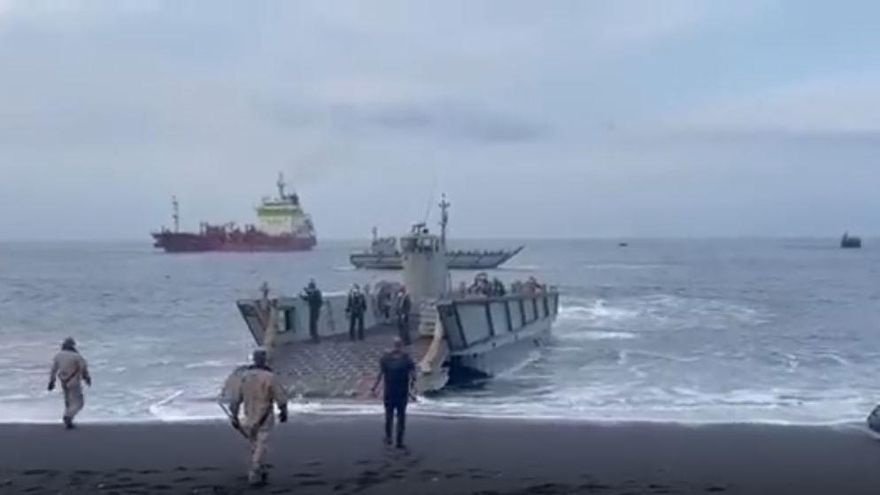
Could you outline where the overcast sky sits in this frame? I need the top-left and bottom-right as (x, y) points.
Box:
(1, 0), (878, 240)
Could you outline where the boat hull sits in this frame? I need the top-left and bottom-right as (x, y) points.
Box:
(152, 232), (316, 253)
(437, 292), (558, 382)
(350, 246), (523, 270)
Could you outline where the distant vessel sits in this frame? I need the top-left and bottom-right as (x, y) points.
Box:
(841, 232), (862, 249)
(152, 174), (316, 253)
(350, 195), (523, 270)
(235, 224), (558, 397)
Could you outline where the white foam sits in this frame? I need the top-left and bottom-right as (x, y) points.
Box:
(562, 330), (638, 341)
(558, 299), (639, 323)
(183, 360), (230, 370)
(147, 390), (185, 420)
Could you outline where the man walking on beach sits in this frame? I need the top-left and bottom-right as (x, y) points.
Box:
(228, 348), (289, 486)
(300, 279), (323, 342)
(48, 337), (91, 429)
(371, 338), (416, 449)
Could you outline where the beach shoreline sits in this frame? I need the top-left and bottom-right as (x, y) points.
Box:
(2, 416), (879, 494)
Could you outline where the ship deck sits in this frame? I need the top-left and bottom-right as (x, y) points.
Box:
(270, 323), (431, 400)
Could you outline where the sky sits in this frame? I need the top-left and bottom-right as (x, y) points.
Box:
(0, 0), (879, 240)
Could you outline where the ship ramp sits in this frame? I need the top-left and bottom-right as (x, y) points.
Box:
(236, 294), (445, 400)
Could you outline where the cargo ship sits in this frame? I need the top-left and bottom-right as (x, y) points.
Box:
(152, 174), (316, 253)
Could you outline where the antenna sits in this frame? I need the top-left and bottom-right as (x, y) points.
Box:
(277, 172), (286, 198)
(172, 196), (180, 233)
(438, 194), (450, 248)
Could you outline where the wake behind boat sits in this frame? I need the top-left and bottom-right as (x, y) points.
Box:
(350, 195), (523, 270)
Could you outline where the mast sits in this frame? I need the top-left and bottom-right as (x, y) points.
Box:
(277, 172), (286, 199)
(172, 196), (180, 233)
(372, 226), (378, 243)
(438, 194), (450, 249)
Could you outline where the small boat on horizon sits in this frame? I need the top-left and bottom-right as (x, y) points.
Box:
(841, 232), (862, 249)
(349, 195), (523, 270)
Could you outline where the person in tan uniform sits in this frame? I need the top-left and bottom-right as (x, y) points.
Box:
(47, 337), (91, 429)
(228, 348), (289, 486)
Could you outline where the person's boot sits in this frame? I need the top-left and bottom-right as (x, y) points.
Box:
(63, 416), (74, 430)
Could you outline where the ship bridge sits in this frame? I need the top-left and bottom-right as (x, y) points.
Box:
(256, 173), (315, 237)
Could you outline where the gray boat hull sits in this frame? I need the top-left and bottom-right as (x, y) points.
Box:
(438, 292), (558, 382)
(350, 246), (524, 270)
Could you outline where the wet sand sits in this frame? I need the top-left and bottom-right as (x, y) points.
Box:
(1, 417), (879, 494)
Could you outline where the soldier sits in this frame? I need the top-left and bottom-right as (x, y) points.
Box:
(346, 284), (367, 341)
(371, 338), (416, 449)
(300, 279), (323, 342)
(377, 288), (392, 322)
(228, 348), (289, 486)
(48, 337), (91, 429)
(395, 288), (412, 345)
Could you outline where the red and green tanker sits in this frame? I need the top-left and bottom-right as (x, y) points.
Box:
(151, 174), (316, 253)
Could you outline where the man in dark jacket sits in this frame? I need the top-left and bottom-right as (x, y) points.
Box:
(300, 279), (323, 342)
(371, 338), (416, 449)
(395, 288), (412, 345)
(346, 284), (367, 341)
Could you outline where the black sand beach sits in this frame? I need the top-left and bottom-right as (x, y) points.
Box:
(1, 417), (879, 494)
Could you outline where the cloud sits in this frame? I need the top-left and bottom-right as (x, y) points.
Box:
(0, 0), (879, 239)
(256, 95), (548, 144)
(668, 74), (880, 136)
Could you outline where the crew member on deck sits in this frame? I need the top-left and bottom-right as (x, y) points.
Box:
(377, 288), (392, 322)
(395, 287), (412, 345)
(228, 348), (289, 486)
(300, 279), (323, 342)
(346, 284), (367, 341)
(371, 338), (417, 449)
(48, 337), (91, 429)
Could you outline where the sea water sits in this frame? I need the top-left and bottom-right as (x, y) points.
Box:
(1, 239), (878, 424)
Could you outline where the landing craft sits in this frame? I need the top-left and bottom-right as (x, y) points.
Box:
(235, 198), (558, 399)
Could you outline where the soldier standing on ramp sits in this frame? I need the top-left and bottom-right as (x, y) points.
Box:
(47, 337), (91, 429)
(300, 279), (323, 342)
(395, 287), (412, 345)
(346, 284), (367, 341)
(228, 348), (289, 486)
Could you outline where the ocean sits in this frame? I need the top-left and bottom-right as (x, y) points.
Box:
(1, 239), (878, 425)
